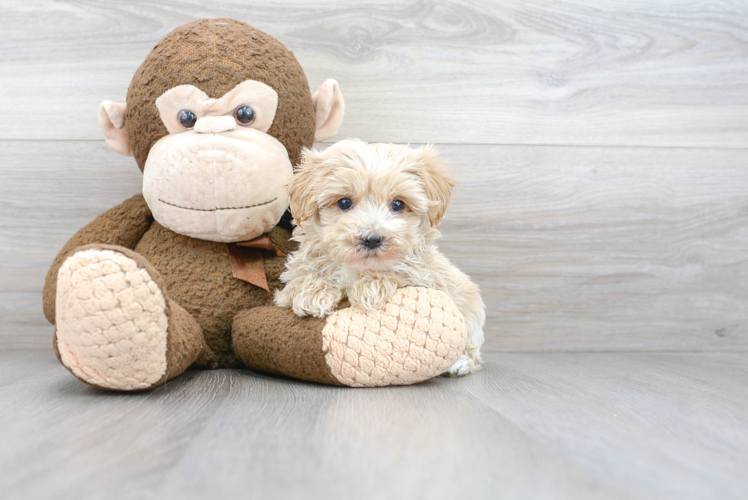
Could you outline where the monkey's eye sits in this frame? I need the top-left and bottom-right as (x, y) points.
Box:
(178, 110), (197, 129)
(391, 200), (406, 212)
(234, 105), (256, 125)
(337, 198), (353, 211)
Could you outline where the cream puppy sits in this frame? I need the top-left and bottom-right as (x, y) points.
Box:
(274, 139), (485, 376)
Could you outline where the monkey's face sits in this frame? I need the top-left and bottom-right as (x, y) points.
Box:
(142, 80), (292, 243)
(99, 19), (345, 243)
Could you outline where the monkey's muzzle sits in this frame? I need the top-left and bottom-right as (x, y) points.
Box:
(142, 128), (292, 243)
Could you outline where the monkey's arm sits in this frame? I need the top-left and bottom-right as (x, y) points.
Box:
(43, 194), (154, 323)
(233, 287), (468, 387)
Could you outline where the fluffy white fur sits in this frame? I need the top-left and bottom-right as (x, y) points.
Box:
(274, 139), (485, 376)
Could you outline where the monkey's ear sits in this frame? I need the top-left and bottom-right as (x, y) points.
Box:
(287, 149), (322, 229)
(414, 146), (456, 227)
(98, 101), (133, 156)
(311, 79), (345, 142)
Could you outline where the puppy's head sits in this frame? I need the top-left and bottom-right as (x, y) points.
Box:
(288, 139), (455, 271)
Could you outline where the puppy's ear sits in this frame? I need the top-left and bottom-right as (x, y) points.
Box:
(287, 148), (322, 229)
(414, 146), (455, 227)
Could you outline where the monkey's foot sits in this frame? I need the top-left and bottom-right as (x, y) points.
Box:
(55, 246), (202, 391)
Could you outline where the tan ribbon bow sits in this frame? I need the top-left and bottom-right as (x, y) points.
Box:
(227, 234), (287, 291)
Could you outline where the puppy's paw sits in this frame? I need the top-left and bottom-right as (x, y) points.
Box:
(290, 283), (343, 318)
(348, 276), (399, 311)
(348, 292), (392, 311)
(442, 353), (482, 377)
(273, 286), (295, 309)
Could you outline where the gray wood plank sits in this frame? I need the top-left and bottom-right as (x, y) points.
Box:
(1, 0), (747, 146)
(2, 140), (745, 351)
(464, 351), (748, 499)
(442, 144), (748, 352)
(0, 350), (746, 500)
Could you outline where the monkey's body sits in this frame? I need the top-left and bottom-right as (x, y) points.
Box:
(134, 213), (287, 368)
(42, 18), (468, 390)
(44, 193), (341, 385)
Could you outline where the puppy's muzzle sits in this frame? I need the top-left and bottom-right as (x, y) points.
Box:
(361, 235), (384, 250)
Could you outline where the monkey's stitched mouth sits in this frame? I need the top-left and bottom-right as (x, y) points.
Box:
(157, 197), (277, 212)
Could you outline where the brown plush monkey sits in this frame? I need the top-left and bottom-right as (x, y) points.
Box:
(43, 19), (467, 390)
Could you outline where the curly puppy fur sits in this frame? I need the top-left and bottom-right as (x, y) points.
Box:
(274, 139), (485, 376)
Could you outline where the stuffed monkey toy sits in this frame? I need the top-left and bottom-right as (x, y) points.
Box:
(42, 19), (467, 390)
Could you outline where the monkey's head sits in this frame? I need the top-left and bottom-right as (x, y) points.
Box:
(98, 18), (344, 242)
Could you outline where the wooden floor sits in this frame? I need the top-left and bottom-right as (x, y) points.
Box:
(1, 350), (747, 500)
(1, 1), (747, 499)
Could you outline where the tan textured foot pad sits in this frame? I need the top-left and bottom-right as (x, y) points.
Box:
(56, 249), (169, 390)
(322, 287), (467, 387)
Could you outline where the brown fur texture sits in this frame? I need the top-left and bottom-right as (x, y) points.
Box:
(163, 299), (207, 382)
(126, 18), (316, 170)
(133, 221), (295, 367)
(232, 306), (343, 386)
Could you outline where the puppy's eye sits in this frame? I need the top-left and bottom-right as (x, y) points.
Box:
(178, 110), (197, 129)
(390, 199), (406, 212)
(234, 105), (256, 125)
(337, 198), (353, 211)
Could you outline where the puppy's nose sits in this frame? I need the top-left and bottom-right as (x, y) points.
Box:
(361, 235), (383, 250)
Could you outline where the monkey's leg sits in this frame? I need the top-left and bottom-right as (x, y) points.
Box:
(54, 244), (207, 391)
(232, 287), (467, 387)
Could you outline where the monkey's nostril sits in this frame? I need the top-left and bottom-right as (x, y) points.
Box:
(361, 236), (383, 250)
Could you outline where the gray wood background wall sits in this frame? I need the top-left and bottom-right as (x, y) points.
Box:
(1, 0), (746, 352)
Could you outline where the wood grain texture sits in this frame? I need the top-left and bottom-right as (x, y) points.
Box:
(1, 141), (746, 351)
(1, 0), (747, 146)
(1, 350), (746, 500)
(440, 144), (748, 352)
